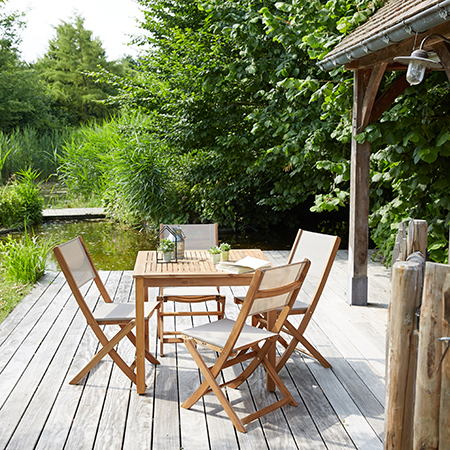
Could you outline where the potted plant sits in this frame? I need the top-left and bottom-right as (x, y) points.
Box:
(220, 243), (231, 261)
(208, 246), (221, 264)
(158, 238), (175, 262)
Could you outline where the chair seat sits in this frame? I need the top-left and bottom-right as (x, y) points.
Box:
(181, 318), (276, 351)
(162, 286), (220, 297)
(94, 301), (159, 322)
(278, 299), (309, 314)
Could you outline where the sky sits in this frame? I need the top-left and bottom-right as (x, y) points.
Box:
(4, 0), (145, 62)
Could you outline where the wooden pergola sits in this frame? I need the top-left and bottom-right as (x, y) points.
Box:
(319, 0), (450, 305)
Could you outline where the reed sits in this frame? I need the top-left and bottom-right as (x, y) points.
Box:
(0, 227), (55, 284)
(0, 127), (71, 182)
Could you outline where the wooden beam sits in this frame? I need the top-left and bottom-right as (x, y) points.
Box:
(432, 40), (450, 83)
(370, 73), (410, 124)
(345, 22), (450, 70)
(361, 62), (387, 129)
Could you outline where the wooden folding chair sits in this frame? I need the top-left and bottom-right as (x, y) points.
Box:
(157, 223), (225, 356)
(237, 230), (340, 370)
(53, 236), (160, 386)
(180, 260), (310, 433)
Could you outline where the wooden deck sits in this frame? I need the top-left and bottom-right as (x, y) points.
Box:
(42, 207), (106, 220)
(0, 250), (390, 450)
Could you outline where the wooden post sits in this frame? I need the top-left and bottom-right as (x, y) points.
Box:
(413, 263), (448, 449)
(440, 275), (450, 447)
(432, 41), (450, 84)
(385, 257), (423, 450)
(407, 220), (427, 259)
(348, 65), (385, 306)
(391, 222), (406, 273)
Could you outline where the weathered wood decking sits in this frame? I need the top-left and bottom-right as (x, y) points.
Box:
(0, 250), (390, 450)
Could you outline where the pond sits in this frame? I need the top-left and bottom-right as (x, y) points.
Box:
(5, 219), (297, 271)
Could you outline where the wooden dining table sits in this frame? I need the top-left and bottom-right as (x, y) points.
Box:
(133, 248), (272, 394)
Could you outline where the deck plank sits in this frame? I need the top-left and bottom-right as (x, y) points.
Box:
(0, 250), (389, 450)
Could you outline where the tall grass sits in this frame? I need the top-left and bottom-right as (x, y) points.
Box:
(59, 111), (185, 225)
(0, 227), (55, 284)
(0, 127), (72, 182)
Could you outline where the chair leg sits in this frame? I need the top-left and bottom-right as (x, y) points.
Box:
(70, 321), (137, 385)
(157, 300), (165, 357)
(182, 339), (247, 433)
(277, 319), (331, 370)
(125, 330), (160, 365)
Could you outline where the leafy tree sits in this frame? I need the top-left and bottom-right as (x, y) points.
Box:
(0, 5), (64, 133)
(38, 14), (122, 124)
(78, 0), (450, 263)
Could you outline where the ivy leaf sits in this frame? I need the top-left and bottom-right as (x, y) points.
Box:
(417, 147), (438, 163)
(436, 130), (449, 147)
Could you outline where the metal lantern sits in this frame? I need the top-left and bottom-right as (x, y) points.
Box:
(170, 226), (186, 259)
(156, 226), (178, 263)
(394, 33), (446, 86)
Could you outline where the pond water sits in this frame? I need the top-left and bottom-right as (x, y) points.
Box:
(5, 219), (297, 271)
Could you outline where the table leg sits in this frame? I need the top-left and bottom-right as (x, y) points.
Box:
(135, 277), (146, 394)
(266, 310), (276, 392)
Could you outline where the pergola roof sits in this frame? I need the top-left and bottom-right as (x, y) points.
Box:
(319, 0), (450, 71)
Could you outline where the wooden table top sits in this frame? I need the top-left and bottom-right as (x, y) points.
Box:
(133, 249), (269, 287)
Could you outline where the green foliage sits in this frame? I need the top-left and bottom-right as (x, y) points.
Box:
(208, 246), (221, 254)
(59, 111), (185, 225)
(37, 14), (123, 125)
(0, 168), (43, 228)
(0, 7), (68, 133)
(0, 127), (71, 181)
(55, 0), (450, 265)
(0, 226), (54, 283)
(157, 238), (175, 253)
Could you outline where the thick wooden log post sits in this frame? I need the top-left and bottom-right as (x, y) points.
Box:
(440, 276), (450, 447)
(414, 263), (449, 450)
(385, 257), (423, 450)
(407, 220), (427, 259)
(348, 64), (386, 306)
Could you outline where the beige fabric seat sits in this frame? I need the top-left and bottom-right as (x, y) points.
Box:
(181, 260), (310, 433)
(54, 236), (160, 386)
(157, 223), (225, 356)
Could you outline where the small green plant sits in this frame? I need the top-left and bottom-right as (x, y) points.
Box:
(0, 168), (44, 228)
(157, 238), (175, 253)
(208, 246), (221, 254)
(219, 243), (231, 252)
(0, 227), (55, 284)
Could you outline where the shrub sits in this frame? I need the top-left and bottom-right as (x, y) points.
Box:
(0, 228), (54, 284)
(0, 169), (44, 228)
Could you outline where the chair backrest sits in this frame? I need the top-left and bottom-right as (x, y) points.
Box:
(288, 230), (340, 282)
(287, 229), (340, 328)
(53, 236), (113, 320)
(55, 237), (96, 288)
(160, 223), (218, 250)
(240, 261), (310, 334)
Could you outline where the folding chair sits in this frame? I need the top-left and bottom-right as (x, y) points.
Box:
(157, 223), (225, 356)
(181, 260), (310, 433)
(237, 230), (340, 370)
(53, 236), (160, 386)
